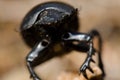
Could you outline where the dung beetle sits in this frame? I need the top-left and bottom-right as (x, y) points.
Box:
(20, 1), (105, 80)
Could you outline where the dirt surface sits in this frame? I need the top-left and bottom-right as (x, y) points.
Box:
(0, 0), (120, 80)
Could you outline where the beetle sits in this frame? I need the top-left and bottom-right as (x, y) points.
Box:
(20, 1), (105, 80)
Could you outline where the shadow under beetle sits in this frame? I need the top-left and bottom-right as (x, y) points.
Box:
(20, 2), (105, 80)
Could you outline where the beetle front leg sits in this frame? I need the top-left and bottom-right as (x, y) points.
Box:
(89, 30), (105, 77)
(62, 32), (95, 79)
(80, 39), (95, 79)
(26, 39), (50, 80)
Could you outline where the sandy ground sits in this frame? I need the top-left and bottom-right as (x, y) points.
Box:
(0, 0), (120, 80)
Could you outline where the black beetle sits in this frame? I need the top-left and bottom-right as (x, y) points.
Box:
(20, 2), (105, 80)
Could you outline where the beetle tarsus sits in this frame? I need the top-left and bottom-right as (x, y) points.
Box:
(80, 57), (95, 79)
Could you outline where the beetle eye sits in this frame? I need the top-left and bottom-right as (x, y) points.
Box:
(41, 39), (49, 46)
(62, 33), (70, 39)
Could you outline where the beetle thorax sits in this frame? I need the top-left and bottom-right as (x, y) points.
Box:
(35, 9), (69, 25)
(34, 9), (72, 41)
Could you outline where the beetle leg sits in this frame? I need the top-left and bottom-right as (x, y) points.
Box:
(62, 32), (96, 79)
(80, 39), (95, 79)
(26, 39), (50, 80)
(89, 30), (105, 77)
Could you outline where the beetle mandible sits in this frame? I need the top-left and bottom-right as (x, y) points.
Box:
(20, 1), (105, 80)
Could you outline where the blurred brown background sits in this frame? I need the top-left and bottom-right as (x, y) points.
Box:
(0, 0), (120, 80)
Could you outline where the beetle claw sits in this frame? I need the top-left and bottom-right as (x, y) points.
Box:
(80, 63), (88, 79)
(91, 58), (95, 63)
(82, 71), (88, 79)
(80, 57), (95, 79)
(88, 67), (94, 73)
(80, 66), (94, 79)
(33, 76), (41, 80)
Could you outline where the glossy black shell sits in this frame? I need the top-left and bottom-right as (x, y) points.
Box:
(21, 2), (79, 47)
